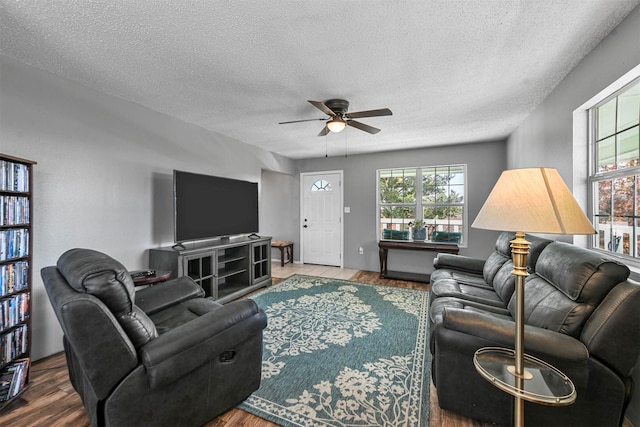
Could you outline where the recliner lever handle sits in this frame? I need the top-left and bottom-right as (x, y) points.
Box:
(219, 350), (236, 363)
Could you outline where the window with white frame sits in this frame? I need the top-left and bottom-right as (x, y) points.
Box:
(377, 164), (466, 244)
(590, 80), (640, 259)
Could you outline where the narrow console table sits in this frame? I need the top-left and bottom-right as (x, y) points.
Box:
(378, 240), (459, 283)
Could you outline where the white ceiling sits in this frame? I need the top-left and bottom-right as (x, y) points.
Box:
(1, 1), (638, 159)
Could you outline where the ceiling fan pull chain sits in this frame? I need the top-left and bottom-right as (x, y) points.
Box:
(325, 133), (328, 158)
(344, 127), (348, 158)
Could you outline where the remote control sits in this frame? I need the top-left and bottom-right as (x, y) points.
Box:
(130, 269), (156, 279)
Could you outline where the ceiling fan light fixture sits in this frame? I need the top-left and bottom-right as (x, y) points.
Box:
(327, 117), (346, 133)
(280, 99), (390, 136)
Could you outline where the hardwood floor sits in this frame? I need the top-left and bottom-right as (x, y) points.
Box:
(0, 268), (492, 427)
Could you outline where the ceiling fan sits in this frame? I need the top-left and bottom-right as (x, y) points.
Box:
(279, 99), (392, 136)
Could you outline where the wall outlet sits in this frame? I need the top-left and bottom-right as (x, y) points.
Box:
(358, 247), (364, 255)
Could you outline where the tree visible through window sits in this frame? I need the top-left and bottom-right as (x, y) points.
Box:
(377, 165), (466, 243)
(591, 80), (640, 258)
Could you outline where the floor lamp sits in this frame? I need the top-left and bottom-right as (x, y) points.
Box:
(471, 168), (596, 427)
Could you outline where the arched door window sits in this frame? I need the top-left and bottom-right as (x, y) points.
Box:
(311, 179), (333, 192)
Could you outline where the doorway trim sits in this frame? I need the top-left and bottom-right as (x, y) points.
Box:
(300, 170), (344, 267)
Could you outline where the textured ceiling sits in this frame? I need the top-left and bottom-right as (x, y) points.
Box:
(1, 1), (638, 159)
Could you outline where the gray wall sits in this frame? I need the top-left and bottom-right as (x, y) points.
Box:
(506, 6), (640, 424)
(296, 139), (507, 274)
(0, 55), (296, 360)
(507, 5), (640, 182)
(260, 169), (300, 261)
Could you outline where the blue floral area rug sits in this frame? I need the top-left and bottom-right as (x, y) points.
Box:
(239, 274), (431, 426)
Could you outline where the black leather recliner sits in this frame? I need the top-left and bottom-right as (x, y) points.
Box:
(429, 233), (640, 427)
(41, 248), (267, 427)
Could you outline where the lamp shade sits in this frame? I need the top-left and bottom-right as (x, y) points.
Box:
(327, 117), (346, 133)
(472, 168), (596, 235)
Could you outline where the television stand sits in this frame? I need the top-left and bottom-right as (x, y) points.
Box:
(149, 236), (272, 303)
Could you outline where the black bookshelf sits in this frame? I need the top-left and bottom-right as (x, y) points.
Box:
(0, 154), (35, 411)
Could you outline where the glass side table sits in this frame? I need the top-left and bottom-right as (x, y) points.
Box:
(473, 347), (576, 406)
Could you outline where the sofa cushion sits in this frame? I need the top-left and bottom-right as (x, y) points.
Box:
(581, 281), (640, 377)
(481, 251), (510, 285)
(513, 274), (587, 337)
(525, 234), (554, 272)
(535, 242), (629, 303)
(491, 260), (516, 303)
(513, 241), (630, 339)
(430, 269), (489, 288)
(482, 232), (513, 283)
(431, 253), (485, 277)
(118, 305), (159, 348)
(483, 232), (552, 278)
(56, 248), (160, 348)
(149, 297), (223, 334)
(57, 248), (135, 316)
(430, 296), (511, 326)
(428, 296), (511, 353)
(430, 278), (506, 307)
(494, 231), (514, 256)
(509, 242), (630, 338)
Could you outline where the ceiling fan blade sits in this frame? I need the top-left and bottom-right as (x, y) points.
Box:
(279, 118), (326, 124)
(346, 108), (393, 119)
(348, 119), (381, 134)
(317, 125), (330, 136)
(308, 100), (337, 117)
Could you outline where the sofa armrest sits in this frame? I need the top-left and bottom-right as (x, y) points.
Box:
(433, 253), (485, 274)
(139, 299), (267, 388)
(441, 308), (589, 387)
(135, 276), (204, 315)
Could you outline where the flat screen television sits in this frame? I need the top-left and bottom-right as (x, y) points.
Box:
(174, 170), (259, 243)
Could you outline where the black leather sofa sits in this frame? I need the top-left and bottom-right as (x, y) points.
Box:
(429, 232), (640, 427)
(41, 248), (267, 427)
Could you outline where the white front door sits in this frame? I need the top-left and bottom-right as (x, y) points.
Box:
(301, 172), (343, 266)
